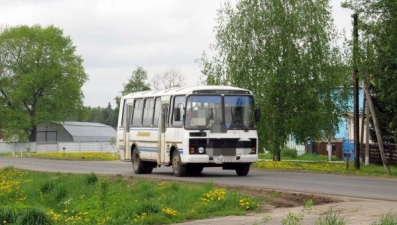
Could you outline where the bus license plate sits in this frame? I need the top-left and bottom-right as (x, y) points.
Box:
(215, 157), (234, 164)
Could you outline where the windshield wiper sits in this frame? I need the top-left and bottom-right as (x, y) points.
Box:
(232, 120), (249, 132)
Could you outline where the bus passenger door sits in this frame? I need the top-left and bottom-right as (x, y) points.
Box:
(124, 104), (133, 161)
(159, 103), (169, 164)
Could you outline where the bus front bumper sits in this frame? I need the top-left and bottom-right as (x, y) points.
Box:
(180, 154), (258, 164)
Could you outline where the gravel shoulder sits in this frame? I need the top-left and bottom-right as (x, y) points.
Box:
(177, 195), (397, 225)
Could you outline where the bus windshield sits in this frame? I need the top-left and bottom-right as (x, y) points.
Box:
(185, 95), (255, 130)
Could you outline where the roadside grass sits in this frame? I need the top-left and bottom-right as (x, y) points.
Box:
(253, 160), (397, 178)
(0, 167), (265, 225)
(259, 152), (340, 161)
(0, 152), (119, 161)
(255, 153), (397, 178)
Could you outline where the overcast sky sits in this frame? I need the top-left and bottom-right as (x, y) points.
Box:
(1, 0), (353, 108)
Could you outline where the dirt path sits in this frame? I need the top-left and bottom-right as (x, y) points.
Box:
(178, 198), (397, 225)
(175, 184), (397, 225)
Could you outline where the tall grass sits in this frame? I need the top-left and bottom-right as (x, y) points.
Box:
(371, 213), (397, 225)
(0, 167), (262, 225)
(315, 210), (346, 225)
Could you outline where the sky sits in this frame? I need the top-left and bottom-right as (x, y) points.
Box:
(0, 0), (353, 108)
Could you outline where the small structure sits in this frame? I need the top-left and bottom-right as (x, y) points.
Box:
(36, 121), (116, 143)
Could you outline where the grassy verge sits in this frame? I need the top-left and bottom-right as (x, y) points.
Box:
(0, 152), (119, 161)
(0, 167), (264, 225)
(254, 154), (397, 178)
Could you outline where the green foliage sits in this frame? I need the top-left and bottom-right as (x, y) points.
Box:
(0, 24), (88, 141)
(343, 0), (397, 143)
(371, 212), (397, 225)
(315, 210), (346, 225)
(200, 0), (350, 161)
(121, 66), (151, 96)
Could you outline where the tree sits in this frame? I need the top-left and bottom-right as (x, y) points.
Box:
(121, 66), (151, 96)
(200, 0), (349, 160)
(151, 69), (186, 90)
(343, 0), (397, 143)
(0, 25), (88, 141)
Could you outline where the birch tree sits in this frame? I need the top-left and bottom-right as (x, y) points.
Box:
(200, 0), (349, 160)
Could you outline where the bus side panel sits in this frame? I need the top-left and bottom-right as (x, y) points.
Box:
(129, 128), (159, 161)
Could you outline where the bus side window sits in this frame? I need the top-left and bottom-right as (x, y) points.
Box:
(153, 97), (161, 127)
(171, 95), (185, 127)
(142, 98), (154, 127)
(132, 99), (143, 127)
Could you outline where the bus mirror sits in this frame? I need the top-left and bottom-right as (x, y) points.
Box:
(174, 108), (181, 121)
(254, 109), (260, 122)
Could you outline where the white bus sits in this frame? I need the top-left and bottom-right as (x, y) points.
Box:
(117, 85), (260, 177)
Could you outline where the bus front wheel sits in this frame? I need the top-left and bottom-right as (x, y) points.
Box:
(172, 150), (187, 177)
(235, 163), (250, 176)
(132, 148), (146, 174)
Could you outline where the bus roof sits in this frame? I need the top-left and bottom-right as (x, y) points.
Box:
(121, 85), (252, 99)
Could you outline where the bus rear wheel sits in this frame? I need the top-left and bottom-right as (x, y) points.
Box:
(132, 148), (146, 174)
(172, 150), (187, 177)
(235, 163), (250, 176)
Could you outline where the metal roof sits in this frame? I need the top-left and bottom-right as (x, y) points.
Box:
(61, 121), (116, 142)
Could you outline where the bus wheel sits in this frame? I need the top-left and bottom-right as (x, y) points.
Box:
(235, 163), (250, 176)
(132, 148), (145, 174)
(172, 151), (187, 177)
(188, 165), (204, 175)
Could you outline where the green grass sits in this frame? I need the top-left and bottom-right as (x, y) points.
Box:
(371, 212), (397, 225)
(0, 167), (264, 225)
(259, 152), (340, 161)
(253, 160), (397, 178)
(0, 152), (118, 160)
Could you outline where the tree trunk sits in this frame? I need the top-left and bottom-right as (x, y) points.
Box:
(29, 126), (37, 142)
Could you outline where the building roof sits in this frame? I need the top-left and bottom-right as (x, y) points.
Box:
(61, 121), (116, 142)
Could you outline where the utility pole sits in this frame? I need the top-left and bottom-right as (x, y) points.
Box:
(352, 13), (360, 169)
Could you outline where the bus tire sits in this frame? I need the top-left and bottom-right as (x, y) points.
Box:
(172, 150), (187, 177)
(235, 163), (250, 176)
(132, 148), (146, 174)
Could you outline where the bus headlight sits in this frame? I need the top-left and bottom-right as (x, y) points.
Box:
(198, 147), (205, 154)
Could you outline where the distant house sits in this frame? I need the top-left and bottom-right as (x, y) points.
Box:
(36, 121), (116, 143)
(286, 87), (371, 156)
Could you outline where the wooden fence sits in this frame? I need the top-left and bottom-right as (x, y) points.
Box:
(363, 144), (397, 166)
(313, 141), (397, 166)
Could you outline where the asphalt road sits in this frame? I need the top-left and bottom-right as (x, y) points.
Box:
(1, 157), (396, 201)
